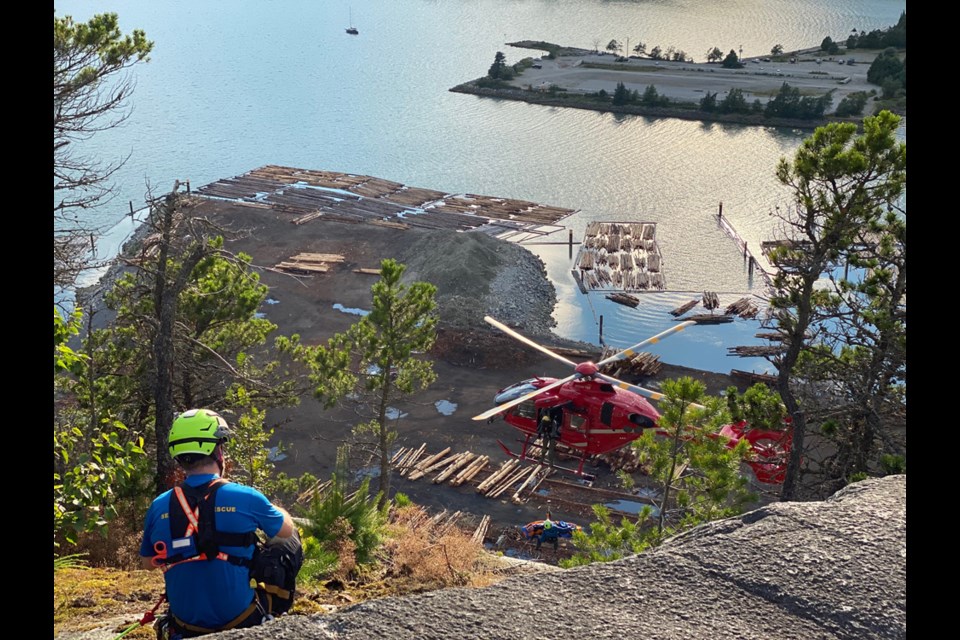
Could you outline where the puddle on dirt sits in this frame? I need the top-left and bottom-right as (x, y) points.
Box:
(385, 407), (408, 420)
(435, 400), (457, 415)
(604, 499), (659, 517)
(333, 303), (369, 316)
(254, 312), (267, 319)
(265, 298), (280, 305)
(267, 446), (287, 462)
(354, 465), (380, 482)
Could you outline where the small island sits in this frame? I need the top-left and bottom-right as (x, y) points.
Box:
(451, 16), (905, 130)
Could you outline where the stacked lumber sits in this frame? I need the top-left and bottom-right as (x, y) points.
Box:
(476, 460), (521, 495)
(725, 297), (759, 319)
(702, 291), (720, 311)
(449, 455), (490, 486)
(428, 509), (464, 536)
(670, 298), (701, 317)
(511, 466), (551, 504)
(275, 252), (345, 275)
(489, 465), (537, 499)
(393, 444), (427, 477)
(477, 460), (538, 499)
(406, 448), (456, 481)
(292, 211), (324, 225)
(433, 452), (477, 484)
(471, 515), (491, 545)
(598, 349), (661, 377)
(296, 479), (332, 506)
(597, 447), (645, 474)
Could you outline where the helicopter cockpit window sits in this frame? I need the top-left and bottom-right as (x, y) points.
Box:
(513, 400), (537, 420)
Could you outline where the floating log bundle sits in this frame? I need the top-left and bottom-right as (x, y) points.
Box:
(606, 292), (640, 308)
(727, 345), (785, 357)
(702, 291), (720, 311)
(725, 297), (759, 319)
(681, 313), (734, 325)
(670, 298), (700, 317)
(573, 221), (666, 293)
(730, 369), (778, 386)
(598, 348), (662, 377)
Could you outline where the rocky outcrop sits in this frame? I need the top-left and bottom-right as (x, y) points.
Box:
(217, 475), (906, 640)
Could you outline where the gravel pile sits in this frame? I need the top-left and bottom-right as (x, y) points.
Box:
(398, 230), (557, 337)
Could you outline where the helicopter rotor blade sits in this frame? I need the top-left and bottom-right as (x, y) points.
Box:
(472, 373), (577, 422)
(597, 373), (706, 411)
(484, 316), (579, 369)
(595, 320), (697, 368)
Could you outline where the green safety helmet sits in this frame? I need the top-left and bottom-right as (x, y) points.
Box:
(168, 409), (232, 458)
(543, 520), (553, 530)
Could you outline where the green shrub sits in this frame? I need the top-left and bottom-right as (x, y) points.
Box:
(300, 446), (388, 573)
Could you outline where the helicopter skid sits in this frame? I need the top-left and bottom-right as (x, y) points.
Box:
(496, 439), (596, 482)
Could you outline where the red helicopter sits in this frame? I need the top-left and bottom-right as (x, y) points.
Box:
(473, 316), (792, 484)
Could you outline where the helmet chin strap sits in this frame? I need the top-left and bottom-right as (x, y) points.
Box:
(214, 443), (226, 476)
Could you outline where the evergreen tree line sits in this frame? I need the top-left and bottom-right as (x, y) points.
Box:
(700, 83), (833, 120)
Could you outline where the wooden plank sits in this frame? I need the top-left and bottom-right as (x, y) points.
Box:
(290, 253), (345, 263)
(275, 262), (329, 273)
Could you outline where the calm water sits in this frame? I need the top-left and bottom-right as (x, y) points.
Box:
(57, 0), (906, 373)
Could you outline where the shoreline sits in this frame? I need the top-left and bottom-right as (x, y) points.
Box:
(450, 82), (849, 131)
(452, 41), (904, 129)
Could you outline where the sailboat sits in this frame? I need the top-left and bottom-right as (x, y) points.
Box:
(346, 8), (358, 35)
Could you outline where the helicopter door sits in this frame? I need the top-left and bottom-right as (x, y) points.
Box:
(600, 402), (615, 426)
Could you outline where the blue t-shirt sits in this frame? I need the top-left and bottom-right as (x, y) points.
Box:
(139, 474), (285, 628)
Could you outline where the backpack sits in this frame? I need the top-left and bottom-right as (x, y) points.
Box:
(250, 530), (304, 616)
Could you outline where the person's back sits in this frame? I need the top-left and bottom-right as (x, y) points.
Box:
(140, 409), (299, 638)
(141, 475), (286, 629)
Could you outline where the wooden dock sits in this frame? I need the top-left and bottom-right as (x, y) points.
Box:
(195, 165), (577, 243)
(572, 221), (666, 293)
(715, 204), (773, 286)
